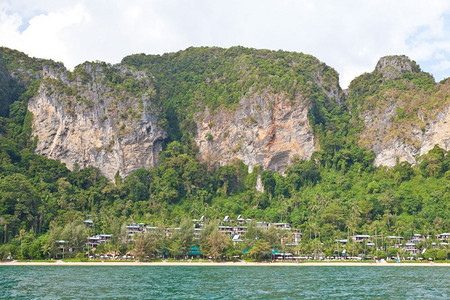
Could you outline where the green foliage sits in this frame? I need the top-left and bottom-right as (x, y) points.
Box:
(122, 46), (340, 142)
(201, 224), (230, 260)
(0, 46), (449, 260)
(248, 239), (272, 260)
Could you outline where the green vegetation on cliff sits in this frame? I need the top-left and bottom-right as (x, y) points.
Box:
(345, 55), (449, 150)
(122, 46), (340, 142)
(0, 47), (448, 260)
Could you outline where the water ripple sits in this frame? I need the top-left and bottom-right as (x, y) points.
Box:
(0, 266), (448, 299)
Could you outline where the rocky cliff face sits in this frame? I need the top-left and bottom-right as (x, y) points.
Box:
(363, 100), (450, 167)
(353, 56), (450, 166)
(23, 48), (450, 179)
(28, 62), (167, 180)
(195, 90), (316, 173)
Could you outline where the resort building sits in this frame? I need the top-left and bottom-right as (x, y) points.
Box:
(409, 234), (425, 244)
(83, 219), (93, 228)
(55, 240), (72, 258)
(352, 235), (371, 242)
(256, 222), (270, 230)
(124, 218), (303, 247)
(387, 236), (403, 248)
(232, 234), (243, 245)
(126, 224), (142, 233)
(437, 233), (450, 241)
(273, 223), (291, 230)
(86, 234), (112, 248)
(335, 239), (348, 246)
(218, 225), (234, 236)
(404, 242), (418, 255)
(236, 215), (252, 223)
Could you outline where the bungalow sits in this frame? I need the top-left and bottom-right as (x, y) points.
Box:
(387, 236), (403, 248)
(237, 215), (252, 223)
(404, 242), (418, 255)
(352, 235), (371, 242)
(218, 226), (234, 236)
(55, 240), (72, 258)
(292, 229), (302, 245)
(273, 252), (294, 261)
(437, 233), (450, 241)
(126, 224), (141, 233)
(273, 223), (291, 230)
(409, 234), (425, 244)
(256, 222), (270, 230)
(335, 239), (348, 246)
(232, 234), (243, 245)
(193, 216), (205, 227)
(86, 234), (113, 248)
(235, 226), (248, 235)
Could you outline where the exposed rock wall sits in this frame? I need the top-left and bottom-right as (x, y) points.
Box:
(28, 63), (167, 180)
(355, 56), (450, 166)
(366, 105), (450, 167)
(195, 90), (315, 172)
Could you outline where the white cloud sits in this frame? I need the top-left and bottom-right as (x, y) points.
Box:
(1, 0), (450, 87)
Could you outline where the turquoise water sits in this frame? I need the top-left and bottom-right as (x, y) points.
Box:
(0, 266), (448, 299)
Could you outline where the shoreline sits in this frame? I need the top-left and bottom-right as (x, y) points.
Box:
(1, 261), (449, 267)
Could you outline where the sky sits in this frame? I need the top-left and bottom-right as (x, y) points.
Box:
(1, 0), (450, 87)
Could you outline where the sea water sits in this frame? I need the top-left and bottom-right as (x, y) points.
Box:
(0, 266), (448, 299)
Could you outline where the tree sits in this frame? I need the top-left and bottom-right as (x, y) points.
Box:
(436, 249), (447, 261)
(169, 219), (194, 259)
(204, 227), (230, 260)
(248, 239), (271, 261)
(0, 173), (40, 234)
(261, 171), (275, 198)
(134, 232), (160, 261)
(423, 248), (437, 260)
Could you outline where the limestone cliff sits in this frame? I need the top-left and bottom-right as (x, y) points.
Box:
(121, 47), (342, 173)
(28, 62), (167, 180)
(20, 47), (450, 179)
(195, 90), (315, 172)
(350, 56), (450, 166)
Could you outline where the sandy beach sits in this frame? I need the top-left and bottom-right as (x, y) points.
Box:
(1, 261), (448, 267)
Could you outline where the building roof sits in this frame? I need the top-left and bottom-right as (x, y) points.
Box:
(336, 239), (348, 243)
